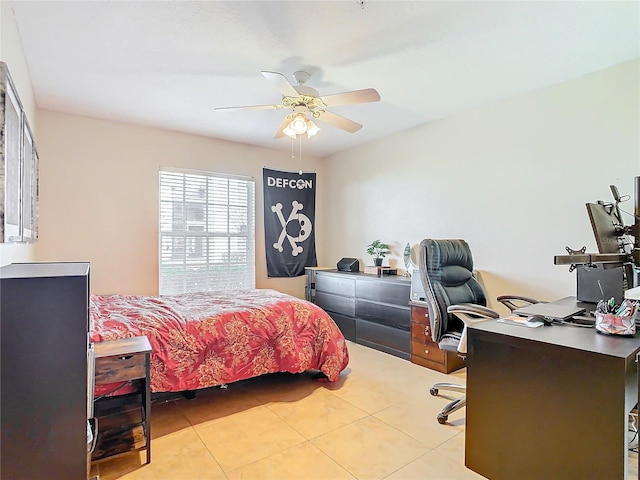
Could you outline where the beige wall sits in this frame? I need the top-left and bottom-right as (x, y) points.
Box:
(320, 59), (639, 314)
(34, 111), (325, 297)
(3, 3), (638, 305)
(0, 2), (37, 266)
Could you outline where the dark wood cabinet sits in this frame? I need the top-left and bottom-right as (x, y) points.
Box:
(410, 302), (465, 373)
(313, 270), (411, 359)
(0, 262), (90, 480)
(93, 336), (152, 464)
(304, 267), (333, 302)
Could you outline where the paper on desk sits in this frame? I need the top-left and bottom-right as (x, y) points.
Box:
(497, 315), (544, 328)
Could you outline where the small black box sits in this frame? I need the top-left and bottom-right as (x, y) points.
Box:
(337, 258), (359, 272)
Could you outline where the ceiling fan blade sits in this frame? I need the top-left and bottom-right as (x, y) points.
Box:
(261, 71), (299, 98)
(320, 88), (380, 107)
(215, 104), (283, 112)
(273, 115), (292, 139)
(316, 110), (362, 133)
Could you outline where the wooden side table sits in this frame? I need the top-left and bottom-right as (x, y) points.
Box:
(92, 336), (152, 464)
(410, 302), (465, 373)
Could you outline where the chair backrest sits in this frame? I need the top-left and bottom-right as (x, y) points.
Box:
(418, 239), (487, 344)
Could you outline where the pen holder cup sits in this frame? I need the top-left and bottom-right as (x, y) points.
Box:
(595, 312), (636, 336)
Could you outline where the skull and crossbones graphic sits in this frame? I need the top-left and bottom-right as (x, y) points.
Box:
(271, 201), (312, 256)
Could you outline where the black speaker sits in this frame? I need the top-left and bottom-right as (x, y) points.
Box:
(337, 258), (359, 272)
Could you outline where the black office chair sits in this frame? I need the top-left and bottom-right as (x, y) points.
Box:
(419, 238), (538, 424)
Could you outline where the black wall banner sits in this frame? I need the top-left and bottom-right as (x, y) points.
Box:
(263, 168), (317, 277)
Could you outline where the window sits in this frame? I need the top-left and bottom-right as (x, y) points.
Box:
(159, 168), (255, 295)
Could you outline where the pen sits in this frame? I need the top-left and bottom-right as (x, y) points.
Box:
(597, 300), (606, 313)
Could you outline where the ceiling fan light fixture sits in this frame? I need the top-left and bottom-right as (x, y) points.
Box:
(306, 120), (320, 138)
(283, 111), (313, 138)
(289, 113), (308, 134)
(283, 124), (297, 139)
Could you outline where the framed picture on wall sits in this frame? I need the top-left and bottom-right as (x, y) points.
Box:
(0, 61), (24, 242)
(21, 117), (38, 242)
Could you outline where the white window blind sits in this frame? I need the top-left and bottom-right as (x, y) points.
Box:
(159, 169), (255, 295)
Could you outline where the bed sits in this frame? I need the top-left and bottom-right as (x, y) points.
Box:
(89, 289), (349, 393)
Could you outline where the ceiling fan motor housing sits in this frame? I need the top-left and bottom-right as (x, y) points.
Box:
(294, 85), (320, 97)
(293, 70), (311, 85)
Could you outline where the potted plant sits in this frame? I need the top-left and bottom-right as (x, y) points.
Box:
(366, 239), (390, 266)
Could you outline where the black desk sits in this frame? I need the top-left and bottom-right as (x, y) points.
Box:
(466, 319), (640, 480)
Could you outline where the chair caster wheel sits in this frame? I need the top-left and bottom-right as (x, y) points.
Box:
(437, 414), (448, 424)
(430, 388), (438, 396)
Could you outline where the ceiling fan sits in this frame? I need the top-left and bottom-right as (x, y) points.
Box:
(215, 71), (381, 139)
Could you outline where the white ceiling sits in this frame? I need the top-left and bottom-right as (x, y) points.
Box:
(9, 1), (640, 158)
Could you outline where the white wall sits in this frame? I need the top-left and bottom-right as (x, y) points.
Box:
(3, 0), (638, 305)
(34, 111), (325, 297)
(320, 59), (639, 314)
(0, 2), (37, 266)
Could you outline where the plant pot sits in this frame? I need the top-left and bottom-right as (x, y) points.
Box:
(374, 258), (383, 266)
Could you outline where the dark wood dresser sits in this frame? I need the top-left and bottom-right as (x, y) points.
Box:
(313, 270), (411, 359)
(410, 300), (465, 373)
(0, 262), (91, 480)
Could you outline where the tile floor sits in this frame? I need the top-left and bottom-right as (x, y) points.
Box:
(93, 341), (639, 480)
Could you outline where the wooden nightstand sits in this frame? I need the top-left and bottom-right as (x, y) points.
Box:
(92, 336), (152, 464)
(410, 302), (465, 373)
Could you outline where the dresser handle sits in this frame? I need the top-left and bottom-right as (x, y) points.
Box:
(424, 349), (429, 355)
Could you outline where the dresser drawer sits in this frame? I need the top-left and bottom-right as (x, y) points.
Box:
(315, 291), (356, 317)
(411, 355), (449, 372)
(356, 279), (410, 306)
(411, 342), (465, 373)
(95, 352), (147, 384)
(411, 321), (432, 343)
(357, 319), (410, 357)
(411, 339), (446, 364)
(357, 299), (410, 331)
(315, 273), (356, 297)
(411, 305), (430, 325)
(329, 312), (356, 341)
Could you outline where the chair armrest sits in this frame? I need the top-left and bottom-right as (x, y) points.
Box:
(447, 303), (500, 320)
(496, 295), (540, 312)
(446, 303), (499, 355)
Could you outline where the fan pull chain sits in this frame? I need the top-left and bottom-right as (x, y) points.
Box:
(299, 135), (303, 175)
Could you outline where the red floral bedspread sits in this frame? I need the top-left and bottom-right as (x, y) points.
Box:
(90, 289), (349, 393)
